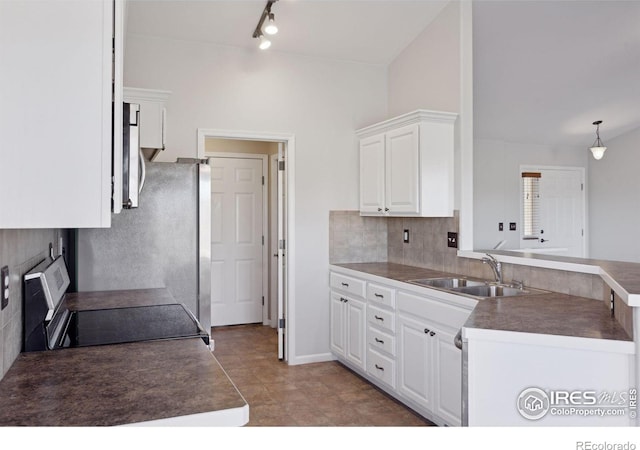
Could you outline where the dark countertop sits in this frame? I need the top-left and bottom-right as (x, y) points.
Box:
(333, 262), (452, 282)
(331, 262), (632, 342)
(0, 288), (247, 426)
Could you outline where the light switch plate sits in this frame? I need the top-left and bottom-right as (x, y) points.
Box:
(1, 266), (9, 311)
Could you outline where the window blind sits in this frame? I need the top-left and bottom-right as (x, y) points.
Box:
(522, 172), (541, 239)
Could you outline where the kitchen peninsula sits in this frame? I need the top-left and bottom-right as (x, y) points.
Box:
(330, 262), (633, 426)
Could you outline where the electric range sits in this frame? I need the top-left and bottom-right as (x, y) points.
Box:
(23, 256), (209, 352)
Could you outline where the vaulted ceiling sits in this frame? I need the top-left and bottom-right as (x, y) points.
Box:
(473, 1), (640, 147)
(125, 0), (449, 65)
(126, 1), (640, 148)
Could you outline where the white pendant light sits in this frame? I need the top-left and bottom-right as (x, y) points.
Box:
(264, 13), (278, 35)
(258, 34), (271, 50)
(589, 120), (607, 160)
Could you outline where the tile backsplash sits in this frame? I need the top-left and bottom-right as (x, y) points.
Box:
(329, 211), (387, 264)
(387, 213), (461, 273)
(0, 229), (61, 380)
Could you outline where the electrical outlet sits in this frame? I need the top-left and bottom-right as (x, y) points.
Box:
(447, 232), (458, 249)
(1, 266), (9, 311)
(498, 222), (504, 231)
(509, 222), (517, 231)
(403, 229), (410, 243)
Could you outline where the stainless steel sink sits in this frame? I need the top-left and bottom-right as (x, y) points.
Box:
(408, 277), (486, 289)
(407, 277), (549, 299)
(451, 284), (548, 298)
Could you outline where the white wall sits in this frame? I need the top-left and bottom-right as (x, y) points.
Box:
(124, 35), (387, 363)
(474, 138), (587, 250)
(589, 125), (640, 262)
(387, 0), (460, 117)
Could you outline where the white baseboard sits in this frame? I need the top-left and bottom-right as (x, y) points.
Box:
(287, 352), (335, 366)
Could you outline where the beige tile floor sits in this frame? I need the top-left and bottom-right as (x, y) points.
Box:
(211, 324), (434, 427)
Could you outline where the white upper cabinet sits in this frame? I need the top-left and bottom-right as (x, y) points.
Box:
(357, 110), (457, 217)
(359, 134), (386, 214)
(0, 0), (122, 228)
(124, 87), (171, 154)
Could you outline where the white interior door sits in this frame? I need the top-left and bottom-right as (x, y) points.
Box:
(520, 167), (585, 257)
(211, 157), (264, 326)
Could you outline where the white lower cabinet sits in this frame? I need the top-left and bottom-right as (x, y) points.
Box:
(330, 291), (366, 370)
(397, 314), (462, 425)
(329, 268), (473, 426)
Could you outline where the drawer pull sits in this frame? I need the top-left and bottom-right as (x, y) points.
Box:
(374, 337), (384, 344)
(430, 331), (436, 337)
(340, 297), (348, 303)
(374, 293), (384, 298)
(424, 328), (430, 334)
(375, 364), (385, 371)
(374, 315), (384, 322)
(341, 282), (349, 287)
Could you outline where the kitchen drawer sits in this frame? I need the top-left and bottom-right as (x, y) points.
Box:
(330, 272), (366, 298)
(397, 291), (471, 330)
(367, 326), (395, 357)
(367, 304), (395, 334)
(367, 349), (396, 388)
(366, 283), (395, 309)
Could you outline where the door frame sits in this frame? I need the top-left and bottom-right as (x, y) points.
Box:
(197, 129), (296, 363)
(519, 164), (587, 257)
(208, 152), (269, 326)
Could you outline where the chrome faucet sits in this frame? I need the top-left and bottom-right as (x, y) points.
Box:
(482, 253), (503, 284)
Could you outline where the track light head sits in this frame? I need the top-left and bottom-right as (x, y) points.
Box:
(258, 34), (271, 50)
(264, 13), (278, 35)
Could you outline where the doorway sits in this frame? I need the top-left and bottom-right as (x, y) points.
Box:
(519, 165), (586, 257)
(199, 130), (292, 362)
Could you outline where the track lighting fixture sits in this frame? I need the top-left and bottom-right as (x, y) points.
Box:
(589, 120), (607, 160)
(253, 0), (279, 49)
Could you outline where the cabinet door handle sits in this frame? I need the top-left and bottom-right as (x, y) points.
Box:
(377, 208), (382, 212)
(384, 207), (389, 212)
(374, 315), (384, 322)
(375, 364), (384, 371)
(424, 328), (430, 334)
(340, 297), (348, 303)
(341, 282), (349, 287)
(374, 337), (384, 344)
(430, 331), (436, 337)
(374, 293), (384, 298)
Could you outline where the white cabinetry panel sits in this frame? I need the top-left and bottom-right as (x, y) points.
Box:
(359, 134), (386, 214)
(0, 0), (118, 228)
(385, 125), (420, 214)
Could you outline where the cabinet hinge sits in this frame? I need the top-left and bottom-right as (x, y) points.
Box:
(262, 235), (265, 246)
(278, 160), (285, 171)
(262, 296), (265, 306)
(262, 175), (265, 186)
(581, 183), (584, 191)
(278, 318), (286, 329)
(279, 239), (285, 250)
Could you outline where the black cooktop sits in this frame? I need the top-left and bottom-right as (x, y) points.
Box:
(59, 304), (209, 349)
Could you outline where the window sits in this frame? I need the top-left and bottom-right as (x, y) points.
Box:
(522, 172), (541, 239)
